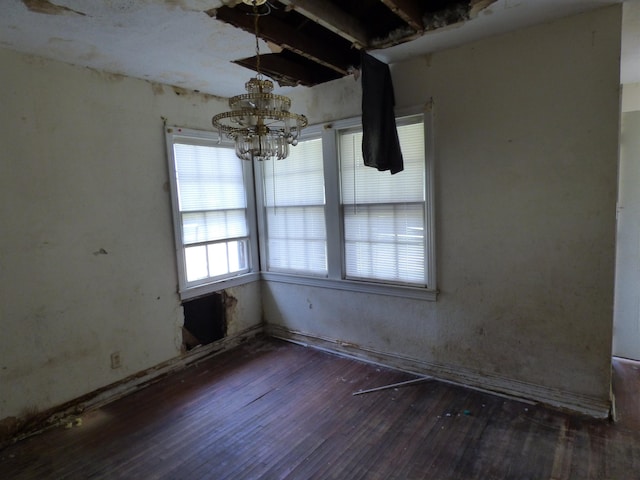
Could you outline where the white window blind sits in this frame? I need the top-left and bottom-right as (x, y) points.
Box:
(340, 119), (426, 285)
(172, 141), (250, 284)
(262, 137), (327, 274)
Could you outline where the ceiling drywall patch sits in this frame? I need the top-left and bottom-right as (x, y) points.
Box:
(22, 0), (86, 16)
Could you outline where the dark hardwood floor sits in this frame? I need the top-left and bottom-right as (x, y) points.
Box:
(1, 338), (639, 479)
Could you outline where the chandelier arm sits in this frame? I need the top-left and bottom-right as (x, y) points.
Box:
(228, 92), (292, 110)
(213, 110), (308, 129)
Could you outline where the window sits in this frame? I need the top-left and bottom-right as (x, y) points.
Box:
(258, 110), (436, 299)
(166, 109), (436, 301)
(259, 133), (327, 275)
(166, 127), (258, 298)
(339, 118), (427, 285)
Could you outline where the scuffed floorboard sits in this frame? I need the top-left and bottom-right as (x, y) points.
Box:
(1, 338), (639, 479)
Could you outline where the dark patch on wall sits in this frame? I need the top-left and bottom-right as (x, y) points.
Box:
(22, 0), (86, 16)
(0, 407), (44, 449)
(172, 86), (189, 96)
(181, 293), (228, 351)
(0, 416), (20, 442)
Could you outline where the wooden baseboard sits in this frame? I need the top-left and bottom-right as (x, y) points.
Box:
(1, 324), (264, 449)
(266, 325), (611, 419)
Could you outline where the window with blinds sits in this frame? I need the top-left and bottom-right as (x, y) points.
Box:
(169, 134), (251, 288)
(339, 117), (427, 285)
(262, 137), (327, 275)
(166, 112), (435, 300)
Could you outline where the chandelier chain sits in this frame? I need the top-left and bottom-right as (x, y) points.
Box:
(253, 1), (261, 77)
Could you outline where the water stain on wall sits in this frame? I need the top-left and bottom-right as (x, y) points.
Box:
(169, 85), (219, 103)
(96, 71), (127, 83)
(151, 83), (165, 96)
(23, 0), (86, 16)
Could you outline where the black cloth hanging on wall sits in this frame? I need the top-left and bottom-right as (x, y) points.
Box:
(360, 51), (404, 174)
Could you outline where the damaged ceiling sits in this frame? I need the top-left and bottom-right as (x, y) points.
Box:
(210, 0), (497, 88)
(0, 0), (635, 99)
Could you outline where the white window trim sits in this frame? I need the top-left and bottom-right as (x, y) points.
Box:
(255, 104), (438, 301)
(165, 126), (260, 301)
(260, 272), (437, 301)
(424, 100), (437, 294)
(253, 123), (328, 277)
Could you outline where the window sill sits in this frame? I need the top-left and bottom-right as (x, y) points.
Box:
(179, 272), (261, 301)
(261, 272), (438, 301)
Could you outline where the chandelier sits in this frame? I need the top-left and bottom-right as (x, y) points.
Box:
(212, 0), (308, 161)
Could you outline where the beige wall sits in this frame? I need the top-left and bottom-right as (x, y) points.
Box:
(622, 82), (640, 112)
(265, 6), (622, 416)
(0, 5), (622, 421)
(0, 50), (262, 420)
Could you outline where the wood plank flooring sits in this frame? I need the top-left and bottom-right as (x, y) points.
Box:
(1, 338), (639, 479)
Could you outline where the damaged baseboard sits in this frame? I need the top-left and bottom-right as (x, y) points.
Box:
(73, 324), (264, 413)
(266, 324), (611, 419)
(1, 324), (263, 449)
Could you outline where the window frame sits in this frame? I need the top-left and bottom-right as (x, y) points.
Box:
(254, 124), (329, 277)
(257, 105), (437, 301)
(338, 115), (429, 286)
(165, 126), (260, 300)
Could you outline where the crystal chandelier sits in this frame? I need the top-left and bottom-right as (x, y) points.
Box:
(212, 0), (308, 161)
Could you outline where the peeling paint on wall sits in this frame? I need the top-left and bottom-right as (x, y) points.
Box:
(223, 291), (239, 330)
(470, 0), (498, 17)
(22, 0), (86, 16)
(168, 84), (219, 103)
(94, 71), (127, 83)
(171, 86), (190, 96)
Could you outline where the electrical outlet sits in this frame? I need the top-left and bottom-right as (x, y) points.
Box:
(110, 352), (121, 369)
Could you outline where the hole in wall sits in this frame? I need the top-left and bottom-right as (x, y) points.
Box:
(181, 292), (227, 351)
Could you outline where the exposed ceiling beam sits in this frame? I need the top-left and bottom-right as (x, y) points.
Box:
(379, 0), (425, 32)
(213, 6), (359, 75)
(278, 0), (370, 49)
(234, 53), (340, 87)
